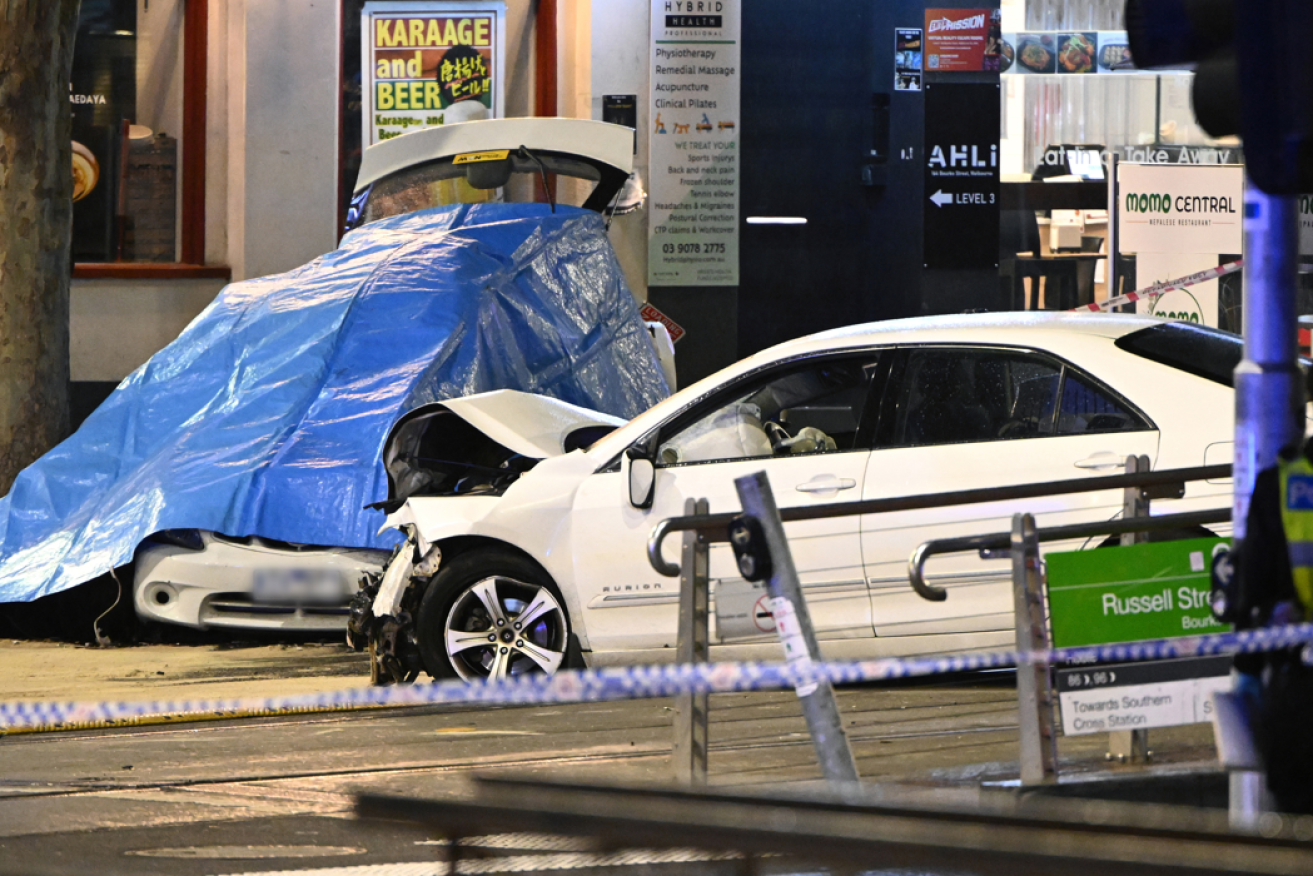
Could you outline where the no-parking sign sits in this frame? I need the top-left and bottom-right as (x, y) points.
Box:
(715, 578), (774, 640)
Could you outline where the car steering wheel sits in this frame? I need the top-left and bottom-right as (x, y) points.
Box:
(997, 418), (1035, 439)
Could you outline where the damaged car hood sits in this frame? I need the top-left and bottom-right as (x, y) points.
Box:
(438, 392), (624, 459)
(378, 390), (624, 506)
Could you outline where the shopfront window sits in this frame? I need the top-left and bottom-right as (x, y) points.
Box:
(71, 0), (207, 269)
(995, 0), (1257, 321)
(1000, 0), (1225, 180)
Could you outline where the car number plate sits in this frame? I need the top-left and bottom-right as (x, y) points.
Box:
(252, 568), (345, 605)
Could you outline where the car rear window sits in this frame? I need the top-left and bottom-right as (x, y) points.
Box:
(1114, 323), (1243, 387)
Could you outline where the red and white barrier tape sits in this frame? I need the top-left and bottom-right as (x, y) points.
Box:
(1072, 258), (1244, 313)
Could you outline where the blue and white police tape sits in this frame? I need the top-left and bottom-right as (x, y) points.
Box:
(4, 622), (1313, 734)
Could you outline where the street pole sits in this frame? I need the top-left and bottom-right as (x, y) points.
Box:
(1230, 181), (1302, 825)
(733, 471), (860, 787)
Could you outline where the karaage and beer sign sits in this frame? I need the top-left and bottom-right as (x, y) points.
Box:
(361, 2), (506, 147)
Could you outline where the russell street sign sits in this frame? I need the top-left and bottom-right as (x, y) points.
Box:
(1046, 537), (1234, 735)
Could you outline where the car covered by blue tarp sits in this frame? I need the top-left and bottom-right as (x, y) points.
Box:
(0, 202), (669, 603)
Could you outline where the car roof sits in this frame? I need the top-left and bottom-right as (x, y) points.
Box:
(588, 311), (1185, 459)
(354, 117), (635, 195)
(769, 311), (1162, 356)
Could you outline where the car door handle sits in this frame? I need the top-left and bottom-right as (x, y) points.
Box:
(1074, 452), (1127, 470)
(795, 476), (857, 494)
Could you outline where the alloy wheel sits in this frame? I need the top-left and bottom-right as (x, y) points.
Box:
(443, 576), (567, 681)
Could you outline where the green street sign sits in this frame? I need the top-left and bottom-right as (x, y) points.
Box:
(1046, 537), (1233, 649)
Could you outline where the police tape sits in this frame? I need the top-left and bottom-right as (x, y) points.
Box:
(4, 622), (1313, 734)
(1071, 258), (1243, 313)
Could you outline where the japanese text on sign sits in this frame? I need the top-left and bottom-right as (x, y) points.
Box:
(361, 3), (505, 147)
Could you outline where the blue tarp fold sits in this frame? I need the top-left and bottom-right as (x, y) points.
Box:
(0, 203), (668, 602)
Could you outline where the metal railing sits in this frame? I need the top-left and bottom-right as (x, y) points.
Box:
(907, 456), (1233, 785)
(649, 461), (1233, 788)
(357, 773), (1313, 875)
(908, 507), (1230, 601)
(648, 463), (1231, 577)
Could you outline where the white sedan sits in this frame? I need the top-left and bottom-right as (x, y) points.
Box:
(363, 312), (1236, 682)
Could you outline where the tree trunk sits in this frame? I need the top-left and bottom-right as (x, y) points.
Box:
(0, 1), (80, 492)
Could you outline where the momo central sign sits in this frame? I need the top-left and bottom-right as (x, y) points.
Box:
(1118, 163), (1243, 257)
(1117, 163), (1243, 328)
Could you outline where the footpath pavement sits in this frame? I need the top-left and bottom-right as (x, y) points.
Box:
(0, 639), (1224, 876)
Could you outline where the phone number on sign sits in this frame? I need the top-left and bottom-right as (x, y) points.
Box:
(661, 243), (725, 254)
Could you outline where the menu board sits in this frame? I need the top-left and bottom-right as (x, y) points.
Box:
(924, 9), (1003, 72)
(360, 2), (505, 148)
(1000, 31), (1135, 75)
(648, 0), (741, 287)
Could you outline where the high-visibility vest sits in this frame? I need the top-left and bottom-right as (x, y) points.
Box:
(1278, 455), (1313, 612)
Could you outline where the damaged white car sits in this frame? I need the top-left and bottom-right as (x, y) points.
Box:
(350, 314), (1236, 683)
(131, 116), (666, 634)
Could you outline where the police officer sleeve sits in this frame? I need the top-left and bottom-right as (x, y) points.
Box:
(1235, 466), (1295, 675)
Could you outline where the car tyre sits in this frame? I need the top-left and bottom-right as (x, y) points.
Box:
(415, 549), (570, 682)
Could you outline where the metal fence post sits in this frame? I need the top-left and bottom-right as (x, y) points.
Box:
(1012, 512), (1057, 786)
(1109, 454), (1151, 764)
(734, 471), (860, 787)
(673, 497), (710, 785)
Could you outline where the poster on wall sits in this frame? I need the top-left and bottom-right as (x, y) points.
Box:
(360, 2), (505, 148)
(924, 9), (1002, 72)
(895, 28), (923, 91)
(70, 7), (137, 263)
(1000, 31), (1132, 75)
(1117, 163), (1244, 327)
(923, 83), (1000, 270)
(648, 0), (741, 287)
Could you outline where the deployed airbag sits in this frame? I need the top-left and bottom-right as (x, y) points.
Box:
(0, 203), (669, 602)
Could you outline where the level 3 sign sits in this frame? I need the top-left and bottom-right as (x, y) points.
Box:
(923, 83), (1000, 270)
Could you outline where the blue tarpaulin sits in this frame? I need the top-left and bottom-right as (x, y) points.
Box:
(0, 203), (669, 602)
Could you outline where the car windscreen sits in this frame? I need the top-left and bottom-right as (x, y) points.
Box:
(358, 152), (609, 226)
(1114, 323), (1244, 387)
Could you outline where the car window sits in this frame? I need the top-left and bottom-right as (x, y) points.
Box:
(656, 358), (879, 466)
(883, 348), (1062, 446)
(1056, 371), (1146, 435)
(880, 347), (1151, 448)
(1114, 323), (1242, 387)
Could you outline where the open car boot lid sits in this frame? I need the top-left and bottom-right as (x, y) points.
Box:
(350, 118), (635, 227)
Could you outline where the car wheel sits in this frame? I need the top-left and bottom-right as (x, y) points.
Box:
(415, 549), (570, 682)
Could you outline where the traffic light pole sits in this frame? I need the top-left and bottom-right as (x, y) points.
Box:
(1231, 181), (1303, 825)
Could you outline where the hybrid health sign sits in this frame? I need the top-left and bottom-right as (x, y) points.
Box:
(361, 2), (506, 148)
(648, 0), (741, 287)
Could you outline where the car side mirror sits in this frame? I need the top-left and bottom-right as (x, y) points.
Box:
(627, 445), (656, 509)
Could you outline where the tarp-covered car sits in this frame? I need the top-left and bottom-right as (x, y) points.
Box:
(0, 118), (670, 632)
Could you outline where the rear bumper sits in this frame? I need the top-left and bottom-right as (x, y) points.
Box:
(134, 536), (388, 631)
